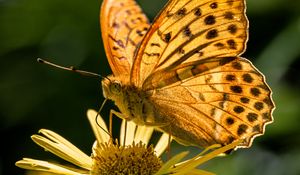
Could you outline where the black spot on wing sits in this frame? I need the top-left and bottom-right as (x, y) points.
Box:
(250, 88), (261, 97)
(247, 113), (258, 122)
(204, 15), (216, 25)
(242, 73), (254, 83)
(228, 24), (238, 34)
(210, 2), (218, 9)
(230, 86), (243, 93)
(224, 11), (234, 20)
(226, 74), (236, 81)
(164, 32), (172, 43)
(233, 106), (245, 114)
(240, 97), (250, 104)
(194, 8), (202, 16)
(226, 117), (235, 125)
(183, 26), (192, 37)
(206, 29), (218, 39)
(177, 8), (187, 16)
(237, 124), (248, 136)
(254, 102), (264, 111)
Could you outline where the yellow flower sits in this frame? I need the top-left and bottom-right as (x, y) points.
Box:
(16, 109), (239, 175)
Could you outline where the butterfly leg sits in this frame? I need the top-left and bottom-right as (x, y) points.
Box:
(109, 109), (130, 120)
(109, 109), (130, 146)
(109, 109), (130, 138)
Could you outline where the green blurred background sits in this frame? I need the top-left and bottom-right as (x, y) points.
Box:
(1, 0), (300, 174)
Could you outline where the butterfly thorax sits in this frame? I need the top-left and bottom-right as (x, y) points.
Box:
(101, 75), (159, 125)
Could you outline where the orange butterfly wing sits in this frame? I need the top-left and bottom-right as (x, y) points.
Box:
(151, 58), (274, 148)
(131, 0), (248, 87)
(100, 0), (150, 76)
(128, 0), (274, 148)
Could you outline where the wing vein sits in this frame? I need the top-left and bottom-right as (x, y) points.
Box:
(188, 104), (238, 138)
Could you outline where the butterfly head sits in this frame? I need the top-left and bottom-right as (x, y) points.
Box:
(101, 75), (124, 101)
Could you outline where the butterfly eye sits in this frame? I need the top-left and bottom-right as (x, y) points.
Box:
(111, 81), (122, 94)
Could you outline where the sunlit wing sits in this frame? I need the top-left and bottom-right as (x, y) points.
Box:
(131, 0), (248, 87)
(99, 0), (274, 149)
(151, 58), (274, 148)
(101, 0), (150, 76)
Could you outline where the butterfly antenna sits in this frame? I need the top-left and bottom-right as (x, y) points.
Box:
(37, 58), (109, 80)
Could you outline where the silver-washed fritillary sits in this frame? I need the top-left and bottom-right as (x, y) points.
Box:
(100, 0), (275, 149)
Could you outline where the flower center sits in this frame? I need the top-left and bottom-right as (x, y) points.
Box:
(91, 141), (162, 175)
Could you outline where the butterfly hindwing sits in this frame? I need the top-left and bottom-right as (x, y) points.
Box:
(150, 57), (274, 148)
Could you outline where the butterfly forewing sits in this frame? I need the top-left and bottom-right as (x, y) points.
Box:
(101, 0), (150, 76)
(131, 0), (248, 87)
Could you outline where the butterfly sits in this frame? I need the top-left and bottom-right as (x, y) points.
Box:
(100, 0), (275, 149)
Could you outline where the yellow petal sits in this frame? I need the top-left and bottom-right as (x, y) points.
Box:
(154, 133), (171, 157)
(32, 129), (92, 170)
(87, 109), (110, 144)
(134, 125), (154, 145)
(186, 169), (216, 175)
(155, 151), (189, 175)
(172, 141), (240, 173)
(120, 120), (136, 146)
(15, 158), (88, 175)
